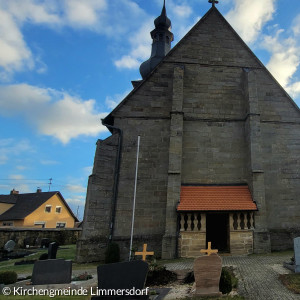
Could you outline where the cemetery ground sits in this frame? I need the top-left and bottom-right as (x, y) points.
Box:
(0, 245), (299, 299)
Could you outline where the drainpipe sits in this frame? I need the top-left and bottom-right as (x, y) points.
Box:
(101, 120), (123, 244)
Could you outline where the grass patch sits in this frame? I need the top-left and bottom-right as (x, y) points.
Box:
(250, 250), (293, 257)
(0, 245), (96, 275)
(279, 273), (300, 294)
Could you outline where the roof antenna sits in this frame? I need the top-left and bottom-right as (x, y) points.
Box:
(48, 178), (52, 191)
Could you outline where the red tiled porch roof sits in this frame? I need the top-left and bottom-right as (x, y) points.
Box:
(177, 185), (257, 211)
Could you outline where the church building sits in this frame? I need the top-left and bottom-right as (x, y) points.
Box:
(76, 1), (300, 262)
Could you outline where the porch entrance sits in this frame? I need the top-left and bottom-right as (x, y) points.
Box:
(206, 213), (229, 252)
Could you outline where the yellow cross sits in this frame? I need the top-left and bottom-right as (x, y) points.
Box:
(135, 244), (154, 261)
(200, 242), (218, 256)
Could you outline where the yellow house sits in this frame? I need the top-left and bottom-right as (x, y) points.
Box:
(0, 190), (79, 228)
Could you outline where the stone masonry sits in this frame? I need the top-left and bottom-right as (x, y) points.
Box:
(76, 6), (300, 262)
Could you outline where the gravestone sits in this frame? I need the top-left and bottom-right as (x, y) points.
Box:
(4, 240), (16, 253)
(48, 242), (59, 259)
(31, 259), (72, 285)
(23, 237), (32, 249)
(191, 253), (222, 297)
(92, 260), (149, 299)
(41, 238), (50, 248)
(294, 237), (300, 273)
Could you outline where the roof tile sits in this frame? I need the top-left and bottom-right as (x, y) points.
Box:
(177, 186), (257, 211)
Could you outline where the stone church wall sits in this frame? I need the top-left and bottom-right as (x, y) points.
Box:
(76, 134), (118, 262)
(110, 118), (170, 259)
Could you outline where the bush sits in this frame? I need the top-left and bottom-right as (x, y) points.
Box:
(105, 242), (120, 264)
(0, 271), (18, 284)
(219, 267), (233, 294)
(146, 263), (177, 286)
(39, 253), (48, 260)
(184, 271), (194, 284)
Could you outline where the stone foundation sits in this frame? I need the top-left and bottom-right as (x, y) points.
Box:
(230, 230), (253, 254)
(179, 232), (206, 257)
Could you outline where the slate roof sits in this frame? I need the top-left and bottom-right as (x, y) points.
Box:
(0, 191), (79, 221)
(177, 185), (258, 212)
(0, 194), (18, 204)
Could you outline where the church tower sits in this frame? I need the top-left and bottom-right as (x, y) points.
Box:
(140, 0), (174, 79)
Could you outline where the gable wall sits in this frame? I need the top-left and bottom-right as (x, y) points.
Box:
(0, 203), (14, 215)
(23, 194), (75, 228)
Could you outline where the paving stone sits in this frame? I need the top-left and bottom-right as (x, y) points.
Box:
(166, 254), (300, 300)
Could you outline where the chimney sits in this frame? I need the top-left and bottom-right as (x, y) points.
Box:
(37, 188), (42, 193)
(10, 189), (19, 195)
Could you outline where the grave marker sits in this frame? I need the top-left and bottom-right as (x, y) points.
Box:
(31, 259), (72, 285)
(92, 260), (149, 299)
(4, 240), (15, 253)
(191, 243), (222, 297)
(48, 242), (59, 259)
(200, 242), (218, 256)
(135, 244), (154, 261)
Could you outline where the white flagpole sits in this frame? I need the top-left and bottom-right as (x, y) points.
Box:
(129, 135), (140, 261)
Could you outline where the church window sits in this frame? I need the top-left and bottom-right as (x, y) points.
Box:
(159, 33), (163, 40)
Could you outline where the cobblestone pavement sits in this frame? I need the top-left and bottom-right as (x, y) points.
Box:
(166, 254), (300, 300)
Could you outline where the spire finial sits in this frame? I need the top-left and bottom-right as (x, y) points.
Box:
(209, 0), (219, 7)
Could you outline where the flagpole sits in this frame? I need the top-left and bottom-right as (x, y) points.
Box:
(129, 135), (140, 261)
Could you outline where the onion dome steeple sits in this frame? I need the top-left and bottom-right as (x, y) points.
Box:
(139, 0), (174, 79)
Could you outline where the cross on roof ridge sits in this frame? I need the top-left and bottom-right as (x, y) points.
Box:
(209, 0), (219, 7)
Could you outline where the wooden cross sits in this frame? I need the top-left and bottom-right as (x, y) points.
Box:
(200, 242), (218, 256)
(135, 244), (154, 261)
(209, 0), (219, 7)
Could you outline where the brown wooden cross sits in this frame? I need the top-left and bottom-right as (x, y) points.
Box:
(209, 0), (219, 7)
(135, 244), (154, 261)
(200, 242), (218, 256)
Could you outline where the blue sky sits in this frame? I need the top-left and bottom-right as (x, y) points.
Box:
(0, 0), (299, 221)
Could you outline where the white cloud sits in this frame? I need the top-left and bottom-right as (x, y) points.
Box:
(262, 17), (300, 99)
(40, 160), (60, 165)
(9, 174), (24, 180)
(171, 3), (192, 19)
(226, 0), (276, 44)
(0, 84), (108, 144)
(66, 196), (85, 206)
(292, 14), (300, 36)
(0, 8), (33, 76)
(105, 90), (130, 109)
(66, 184), (86, 194)
(114, 19), (153, 70)
(83, 166), (93, 176)
(115, 56), (141, 69)
(0, 138), (33, 165)
(63, 0), (107, 28)
(286, 82), (300, 99)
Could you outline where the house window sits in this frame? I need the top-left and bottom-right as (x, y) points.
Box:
(34, 222), (46, 228)
(45, 205), (52, 213)
(56, 222), (66, 228)
(2, 222), (13, 226)
(56, 206), (62, 213)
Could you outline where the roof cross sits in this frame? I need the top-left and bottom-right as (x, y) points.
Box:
(200, 242), (218, 256)
(209, 0), (219, 7)
(135, 244), (154, 261)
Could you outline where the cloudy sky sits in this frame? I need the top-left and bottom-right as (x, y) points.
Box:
(0, 0), (299, 221)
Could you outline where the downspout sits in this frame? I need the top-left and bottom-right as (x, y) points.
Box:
(101, 119), (123, 244)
